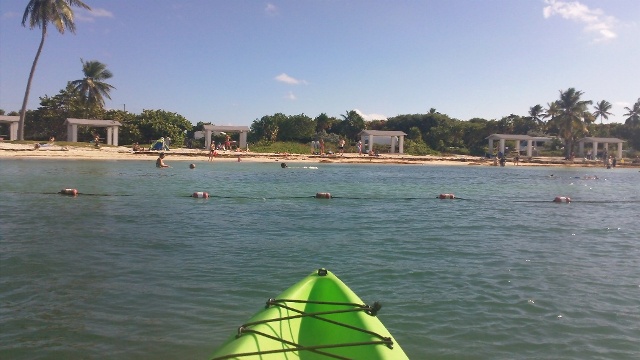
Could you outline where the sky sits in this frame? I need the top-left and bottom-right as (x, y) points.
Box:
(1, 0), (639, 126)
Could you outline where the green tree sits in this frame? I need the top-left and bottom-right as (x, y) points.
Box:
(548, 88), (593, 158)
(623, 98), (640, 127)
(18, 0), (91, 140)
(70, 59), (115, 111)
(134, 109), (192, 146)
(542, 101), (561, 134)
(593, 100), (613, 136)
(623, 99), (640, 151)
(27, 83), (95, 140)
(528, 104), (545, 130)
(250, 114), (282, 142)
(593, 100), (613, 124)
(336, 110), (366, 140)
(278, 113), (315, 142)
(314, 113), (336, 133)
(407, 126), (422, 141)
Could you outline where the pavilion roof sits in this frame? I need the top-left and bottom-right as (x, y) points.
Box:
(485, 134), (551, 141)
(202, 125), (250, 132)
(0, 115), (19, 123)
(359, 130), (407, 136)
(578, 137), (625, 143)
(64, 118), (122, 127)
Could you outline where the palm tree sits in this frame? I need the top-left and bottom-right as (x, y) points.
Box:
(623, 98), (640, 127)
(549, 88), (593, 159)
(70, 59), (115, 110)
(528, 104), (544, 131)
(543, 101), (561, 119)
(18, 0), (91, 140)
(593, 100), (613, 124)
(542, 101), (560, 133)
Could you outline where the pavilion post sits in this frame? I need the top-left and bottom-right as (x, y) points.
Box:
(399, 136), (404, 154)
(67, 124), (78, 142)
(526, 140), (533, 157)
(617, 142), (623, 159)
(204, 129), (212, 150)
(10, 122), (18, 140)
(239, 132), (247, 149)
(113, 126), (119, 146)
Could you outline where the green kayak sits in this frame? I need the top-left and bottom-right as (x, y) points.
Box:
(211, 268), (409, 359)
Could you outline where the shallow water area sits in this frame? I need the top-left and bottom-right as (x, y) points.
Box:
(1, 159), (639, 359)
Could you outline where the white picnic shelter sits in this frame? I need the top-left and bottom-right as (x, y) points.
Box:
(358, 130), (407, 154)
(578, 137), (624, 159)
(486, 134), (552, 157)
(202, 124), (250, 150)
(0, 115), (19, 140)
(64, 118), (122, 146)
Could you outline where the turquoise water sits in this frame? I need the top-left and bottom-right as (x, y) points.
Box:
(1, 159), (639, 359)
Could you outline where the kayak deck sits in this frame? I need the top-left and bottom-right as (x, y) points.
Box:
(211, 269), (409, 359)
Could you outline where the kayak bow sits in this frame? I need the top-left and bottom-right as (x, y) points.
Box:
(211, 268), (409, 359)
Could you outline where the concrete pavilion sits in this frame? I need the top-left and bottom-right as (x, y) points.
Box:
(486, 134), (552, 157)
(64, 118), (122, 146)
(0, 115), (19, 140)
(202, 124), (250, 150)
(358, 130), (407, 154)
(578, 137), (624, 159)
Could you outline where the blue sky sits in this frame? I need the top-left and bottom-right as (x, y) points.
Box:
(1, 0), (639, 125)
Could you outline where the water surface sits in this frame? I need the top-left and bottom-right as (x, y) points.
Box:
(1, 159), (639, 359)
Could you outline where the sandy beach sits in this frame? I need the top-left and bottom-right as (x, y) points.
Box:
(1, 142), (637, 168)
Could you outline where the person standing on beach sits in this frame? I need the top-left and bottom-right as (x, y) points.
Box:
(357, 140), (362, 155)
(319, 139), (325, 155)
(338, 138), (345, 155)
(156, 153), (170, 168)
(208, 142), (216, 161)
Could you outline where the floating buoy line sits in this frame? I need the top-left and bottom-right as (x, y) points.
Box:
(10, 190), (639, 203)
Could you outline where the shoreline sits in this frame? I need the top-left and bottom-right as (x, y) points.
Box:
(1, 142), (638, 168)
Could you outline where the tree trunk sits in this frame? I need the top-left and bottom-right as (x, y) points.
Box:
(566, 139), (574, 160)
(18, 26), (47, 141)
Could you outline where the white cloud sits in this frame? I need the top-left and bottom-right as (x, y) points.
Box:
(75, 8), (113, 22)
(284, 91), (296, 100)
(2, 11), (19, 19)
(265, 3), (278, 16)
(543, 0), (618, 42)
(89, 8), (114, 18)
(354, 109), (387, 121)
(274, 73), (307, 85)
